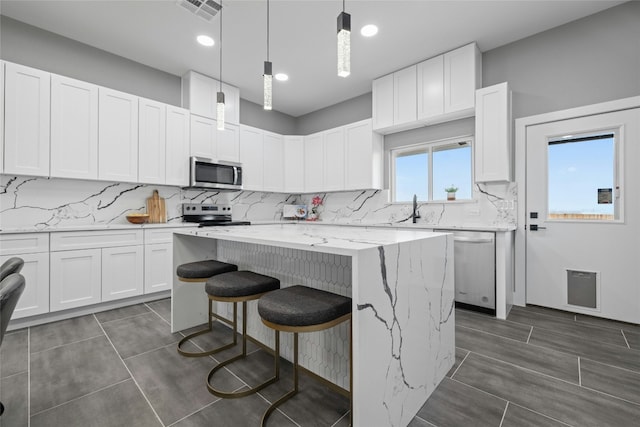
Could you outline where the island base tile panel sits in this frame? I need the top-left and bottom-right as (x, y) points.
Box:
(215, 240), (352, 391)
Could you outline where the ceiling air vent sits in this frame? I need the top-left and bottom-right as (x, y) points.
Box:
(177, 0), (222, 22)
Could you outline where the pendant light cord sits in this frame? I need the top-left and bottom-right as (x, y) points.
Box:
(219, 0), (223, 91)
(266, 0), (270, 61)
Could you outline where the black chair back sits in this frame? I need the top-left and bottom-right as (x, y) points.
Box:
(0, 257), (24, 282)
(0, 273), (26, 347)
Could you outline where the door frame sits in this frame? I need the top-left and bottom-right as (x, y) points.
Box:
(514, 95), (640, 307)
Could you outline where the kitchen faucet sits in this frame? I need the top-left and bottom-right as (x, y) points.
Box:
(412, 194), (420, 224)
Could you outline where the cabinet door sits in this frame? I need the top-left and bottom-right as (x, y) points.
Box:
(144, 243), (173, 294)
(393, 65), (417, 126)
(0, 61), (5, 174)
(444, 43), (479, 114)
(50, 74), (99, 180)
(165, 106), (190, 187)
(0, 252), (49, 319)
(323, 128), (345, 191)
(4, 63), (51, 177)
(138, 98), (167, 184)
(372, 74), (394, 131)
(102, 245), (144, 301)
(345, 120), (383, 190)
(184, 71), (216, 119)
(190, 114), (217, 159)
(284, 136), (305, 193)
(303, 133), (324, 193)
(239, 126), (264, 191)
(222, 82), (240, 125)
(263, 132), (284, 192)
(217, 123), (240, 163)
(98, 88), (139, 182)
(475, 82), (511, 182)
(417, 55), (444, 121)
(50, 249), (102, 311)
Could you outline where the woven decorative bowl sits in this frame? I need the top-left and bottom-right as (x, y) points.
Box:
(126, 213), (150, 224)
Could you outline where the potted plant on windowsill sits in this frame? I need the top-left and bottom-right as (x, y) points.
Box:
(445, 185), (458, 201)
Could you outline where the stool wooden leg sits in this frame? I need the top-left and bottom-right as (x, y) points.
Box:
(177, 299), (238, 357)
(261, 333), (299, 427)
(207, 303), (280, 399)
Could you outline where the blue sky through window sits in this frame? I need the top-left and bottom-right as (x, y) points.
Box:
(395, 152), (428, 202)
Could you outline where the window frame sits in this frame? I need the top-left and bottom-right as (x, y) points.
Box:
(390, 136), (475, 204)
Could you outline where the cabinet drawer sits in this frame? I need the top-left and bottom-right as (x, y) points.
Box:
(51, 229), (143, 251)
(144, 227), (195, 244)
(0, 233), (49, 255)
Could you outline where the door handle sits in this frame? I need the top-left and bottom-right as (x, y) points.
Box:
(529, 224), (547, 231)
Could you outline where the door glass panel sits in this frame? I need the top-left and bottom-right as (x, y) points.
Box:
(395, 151), (428, 202)
(547, 133), (615, 220)
(432, 143), (472, 201)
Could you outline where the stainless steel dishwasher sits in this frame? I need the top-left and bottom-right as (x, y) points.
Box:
(435, 229), (496, 314)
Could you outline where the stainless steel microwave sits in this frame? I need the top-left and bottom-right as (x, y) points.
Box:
(188, 157), (243, 191)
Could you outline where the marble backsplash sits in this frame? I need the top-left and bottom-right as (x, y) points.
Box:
(0, 174), (516, 230)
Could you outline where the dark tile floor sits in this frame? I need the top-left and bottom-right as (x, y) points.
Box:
(1, 301), (639, 426)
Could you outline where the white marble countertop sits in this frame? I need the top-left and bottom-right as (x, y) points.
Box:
(279, 220), (516, 232)
(176, 223), (445, 256)
(0, 222), (198, 234)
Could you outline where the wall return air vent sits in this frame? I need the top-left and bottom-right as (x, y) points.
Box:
(177, 0), (222, 21)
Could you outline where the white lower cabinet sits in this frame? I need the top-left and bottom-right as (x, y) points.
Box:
(102, 245), (144, 301)
(144, 243), (173, 294)
(50, 248), (102, 311)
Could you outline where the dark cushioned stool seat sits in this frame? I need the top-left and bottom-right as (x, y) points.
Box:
(177, 260), (237, 279)
(258, 285), (352, 327)
(206, 271), (280, 298)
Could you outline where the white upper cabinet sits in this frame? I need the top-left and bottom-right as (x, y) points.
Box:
(138, 98), (167, 184)
(50, 74), (99, 180)
(0, 61), (4, 174)
(165, 105), (190, 187)
(239, 125), (264, 191)
(4, 62), (51, 177)
(475, 82), (511, 183)
(304, 132), (324, 193)
(181, 70), (240, 125)
(393, 65), (418, 127)
(98, 87), (139, 183)
(373, 43), (481, 134)
(217, 123), (240, 163)
(344, 119), (383, 191)
(417, 55), (444, 120)
(190, 114), (217, 159)
(443, 42), (481, 114)
(263, 132), (285, 192)
(372, 74), (394, 130)
(284, 136), (304, 194)
(323, 127), (345, 192)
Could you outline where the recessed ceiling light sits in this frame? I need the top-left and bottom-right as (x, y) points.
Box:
(275, 73), (289, 81)
(361, 24), (378, 37)
(196, 35), (215, 47)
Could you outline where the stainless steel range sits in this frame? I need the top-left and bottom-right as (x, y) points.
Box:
(181, 203), (250, 227)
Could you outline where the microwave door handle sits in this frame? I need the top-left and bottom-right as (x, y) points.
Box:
(233, 166), (238, 185)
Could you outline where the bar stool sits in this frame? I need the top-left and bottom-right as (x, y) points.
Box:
(257, 285), (352, 427)
(176, 260), (238, 357)
(205, 271), (281, 398)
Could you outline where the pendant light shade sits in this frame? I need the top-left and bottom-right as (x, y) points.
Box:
(217, 0), (225, 130)
(337, 9), (351, 77)
(263, 61), (273, 110)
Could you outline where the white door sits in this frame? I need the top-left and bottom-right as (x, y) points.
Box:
(263, 132), (284, 192)
(144, 243), (173, 294)
(138, 98), (166, 184)
(239, 126), (264, 191)
(304, 133), (324, 192)
(0, 252), (49, 319)
(525, 108), (640, 324)
(190, 115), (217, 159)
(165, 106), (190, 187)
(217, 123), (240, 163)
(323, 128), (345, 191)
(284, 136), (305, 193)
(102, 245), (144, 301)
(50, 249), (102, 311)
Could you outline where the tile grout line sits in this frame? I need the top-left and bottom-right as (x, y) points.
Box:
(621, 330), (631, 349)
(30, 333), (106, 356)
(165, 395), (223, 427)
(29, 378), (131, 418)
(578, 357), (581, 386)
(457, 324), (530, 344)
(330, 411), (350, 427)
(143, 301), (172, 327)
(98, 310), (155, 325)
(93, 313), (167, 427)
(448, 350), (470, 379)
(507, 402), (576, 427)
(578, 383), (640, 408)
(498, 401), (509, 427)
(413, 415), (439, 427)
(526, 326), (533, 344)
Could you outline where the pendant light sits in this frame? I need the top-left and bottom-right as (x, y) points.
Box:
(216, 0), (225, 130)
(263, 0), (273, 110)
(337, 0), (350, 78)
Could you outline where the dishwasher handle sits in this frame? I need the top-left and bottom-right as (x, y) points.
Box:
(453, 237), (494, 244)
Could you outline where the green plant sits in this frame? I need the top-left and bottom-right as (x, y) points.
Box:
(444, 185), (458, 193)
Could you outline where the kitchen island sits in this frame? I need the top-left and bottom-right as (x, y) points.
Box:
(172, 224), (454, 427)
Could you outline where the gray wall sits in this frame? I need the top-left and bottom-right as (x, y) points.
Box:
(0, 16), (181, 106)
(295, 92), (373, 135)
(239, 99), (297, 135)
